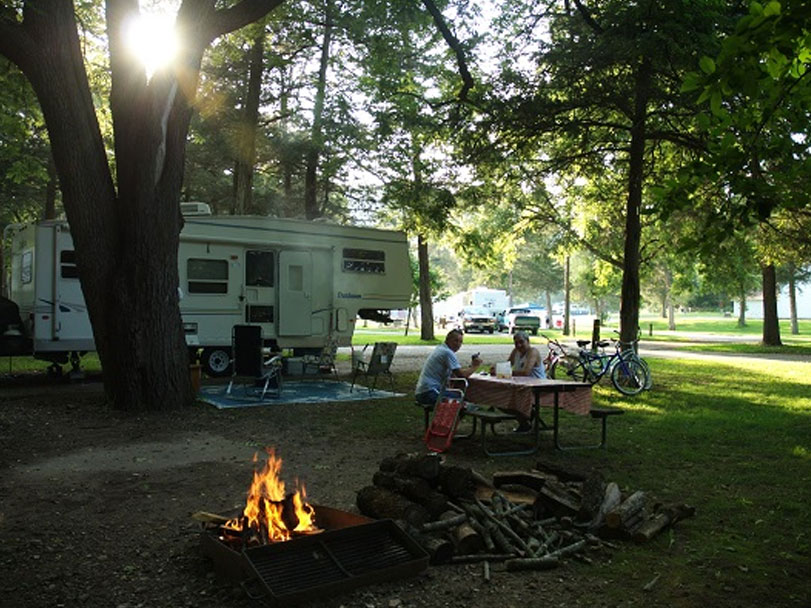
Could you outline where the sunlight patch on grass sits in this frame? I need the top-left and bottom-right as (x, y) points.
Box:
(791, 445), (810, 459)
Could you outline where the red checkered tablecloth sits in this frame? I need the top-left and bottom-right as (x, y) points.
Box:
(465, 375), (592, 419)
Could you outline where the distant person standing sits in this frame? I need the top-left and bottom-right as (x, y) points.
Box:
(415, 329), (483, 406)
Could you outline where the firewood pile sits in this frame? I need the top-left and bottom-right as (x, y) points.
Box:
(355, 453), (695, 572)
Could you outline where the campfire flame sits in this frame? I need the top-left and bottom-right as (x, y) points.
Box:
(223, 448), (319, 544)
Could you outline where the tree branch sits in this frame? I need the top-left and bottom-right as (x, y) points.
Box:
(0, 7), (38, 73)
(571, 0), (603, 33)
(206, 0), (286, 42)
(420, 0), (474, 102)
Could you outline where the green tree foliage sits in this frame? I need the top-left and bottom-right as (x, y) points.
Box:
(673, 0), (811, 345)
(0, 58), (52, 224)
(466, 0), (726, 343)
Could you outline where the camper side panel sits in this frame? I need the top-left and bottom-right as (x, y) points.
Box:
(178, 242), (244, 349)
(333, 237), (411, 331)
(10, 224), (93, 353)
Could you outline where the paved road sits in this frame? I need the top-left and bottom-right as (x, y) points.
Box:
(339, 338), (810, 374)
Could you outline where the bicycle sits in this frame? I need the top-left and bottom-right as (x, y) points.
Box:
(540, 334), (570, 375)
(550, 338), (649, 396)
(612, 330), (652, 390)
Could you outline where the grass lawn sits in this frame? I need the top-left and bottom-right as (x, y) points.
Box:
(586, 356), (811, 606)
(341, 354), (810, 606)
(3, 330), (809, 605)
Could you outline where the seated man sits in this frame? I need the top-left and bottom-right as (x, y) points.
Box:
(415, 328), (483, 406)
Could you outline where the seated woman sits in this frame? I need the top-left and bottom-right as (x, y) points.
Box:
(509, 331), (546, 379)
(508, 331), (545, 431)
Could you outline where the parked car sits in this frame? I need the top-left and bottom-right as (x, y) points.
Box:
(459, 307), (496, 333)
(502, 307), (541, 335)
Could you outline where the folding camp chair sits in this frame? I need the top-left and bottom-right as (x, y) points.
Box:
(302, 336), (338, 375)
(225, 325), (283, 400)
(350, 342), (397, 393)
(423, 378), (470, 453)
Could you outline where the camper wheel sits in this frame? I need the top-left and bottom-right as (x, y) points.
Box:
(201, 347), (232, 377)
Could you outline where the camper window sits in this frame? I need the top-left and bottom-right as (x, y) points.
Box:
(21, 251), (33, 284)
(246, 250), (274, 287)
(60, 250), (79, 279)
(187, 258), (228, 294)
(342, 248), (385, 274)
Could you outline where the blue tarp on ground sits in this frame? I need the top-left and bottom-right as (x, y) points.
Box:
(198, 380), (403, 409)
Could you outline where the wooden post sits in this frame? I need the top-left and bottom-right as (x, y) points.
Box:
(591, 319), (601, 352)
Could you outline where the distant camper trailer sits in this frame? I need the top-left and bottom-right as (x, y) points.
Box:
(2, 207), (411, 376)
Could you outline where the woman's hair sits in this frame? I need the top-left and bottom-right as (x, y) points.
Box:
(513, 330), (529, 343)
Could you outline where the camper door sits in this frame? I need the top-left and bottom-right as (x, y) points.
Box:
(278, 250), (312, 336)
(244, 250), (276, 330)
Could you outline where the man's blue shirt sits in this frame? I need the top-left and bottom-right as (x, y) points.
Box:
(415, 342), (460, 395)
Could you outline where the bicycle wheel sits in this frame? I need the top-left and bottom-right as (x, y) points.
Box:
(621, 352), (652, 390)
(638, 357), (652, 390)
(550, 355), (589, 382)
(611, 358), (648, 395)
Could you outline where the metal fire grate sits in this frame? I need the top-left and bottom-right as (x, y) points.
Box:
(201, 506), (428, 606)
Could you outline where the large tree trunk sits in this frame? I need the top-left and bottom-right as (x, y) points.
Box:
(233, 33), (264, 215)
(788, 264), (798, 335)
(0, 0), (286, 411)
(618, 58), (650, 346)
(761, 263), (782, 346)
(665, 268), (675, 330)
(545, 290), (553, 328)
(418, 234), (435, 341)
(303, 0), (333, 220)
(562, 256), (570, 335)
(737, 283), (747, 327)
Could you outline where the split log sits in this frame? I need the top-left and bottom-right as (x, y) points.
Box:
(379, 453), (442, 482)
(373, 470), (432, 498)
(420, 535), (455, 564)
(356, 486), (430, 526)
(476, 484), (536, 505)
(533, 459), (588, 482)
(605, 490), (646, 529)
(589, 482), (621, 530)
(466, 517), (495, 551)
(372, 470), (448, 517)
(451, 522), (484, 555)
(470, 468), (494, 489)
(493, 471), (549, 492)
(439, 465), (474, 499)
(534, 479), (580, 518)
(398, 520), (454, 565)
(191, 511), (230, 525)
(577, 473), (606, 522)
(633, 503), (696, 543)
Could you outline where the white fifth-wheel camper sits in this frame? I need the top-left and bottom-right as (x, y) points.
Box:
(1, 204), (411, 376)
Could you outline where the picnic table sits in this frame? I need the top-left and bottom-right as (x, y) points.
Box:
(463, 374), (593, 455)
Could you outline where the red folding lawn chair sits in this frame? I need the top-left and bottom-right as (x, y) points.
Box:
(424, 379), (468, 453)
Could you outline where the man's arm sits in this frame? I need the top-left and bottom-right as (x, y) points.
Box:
(453, 355), (483, 379)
